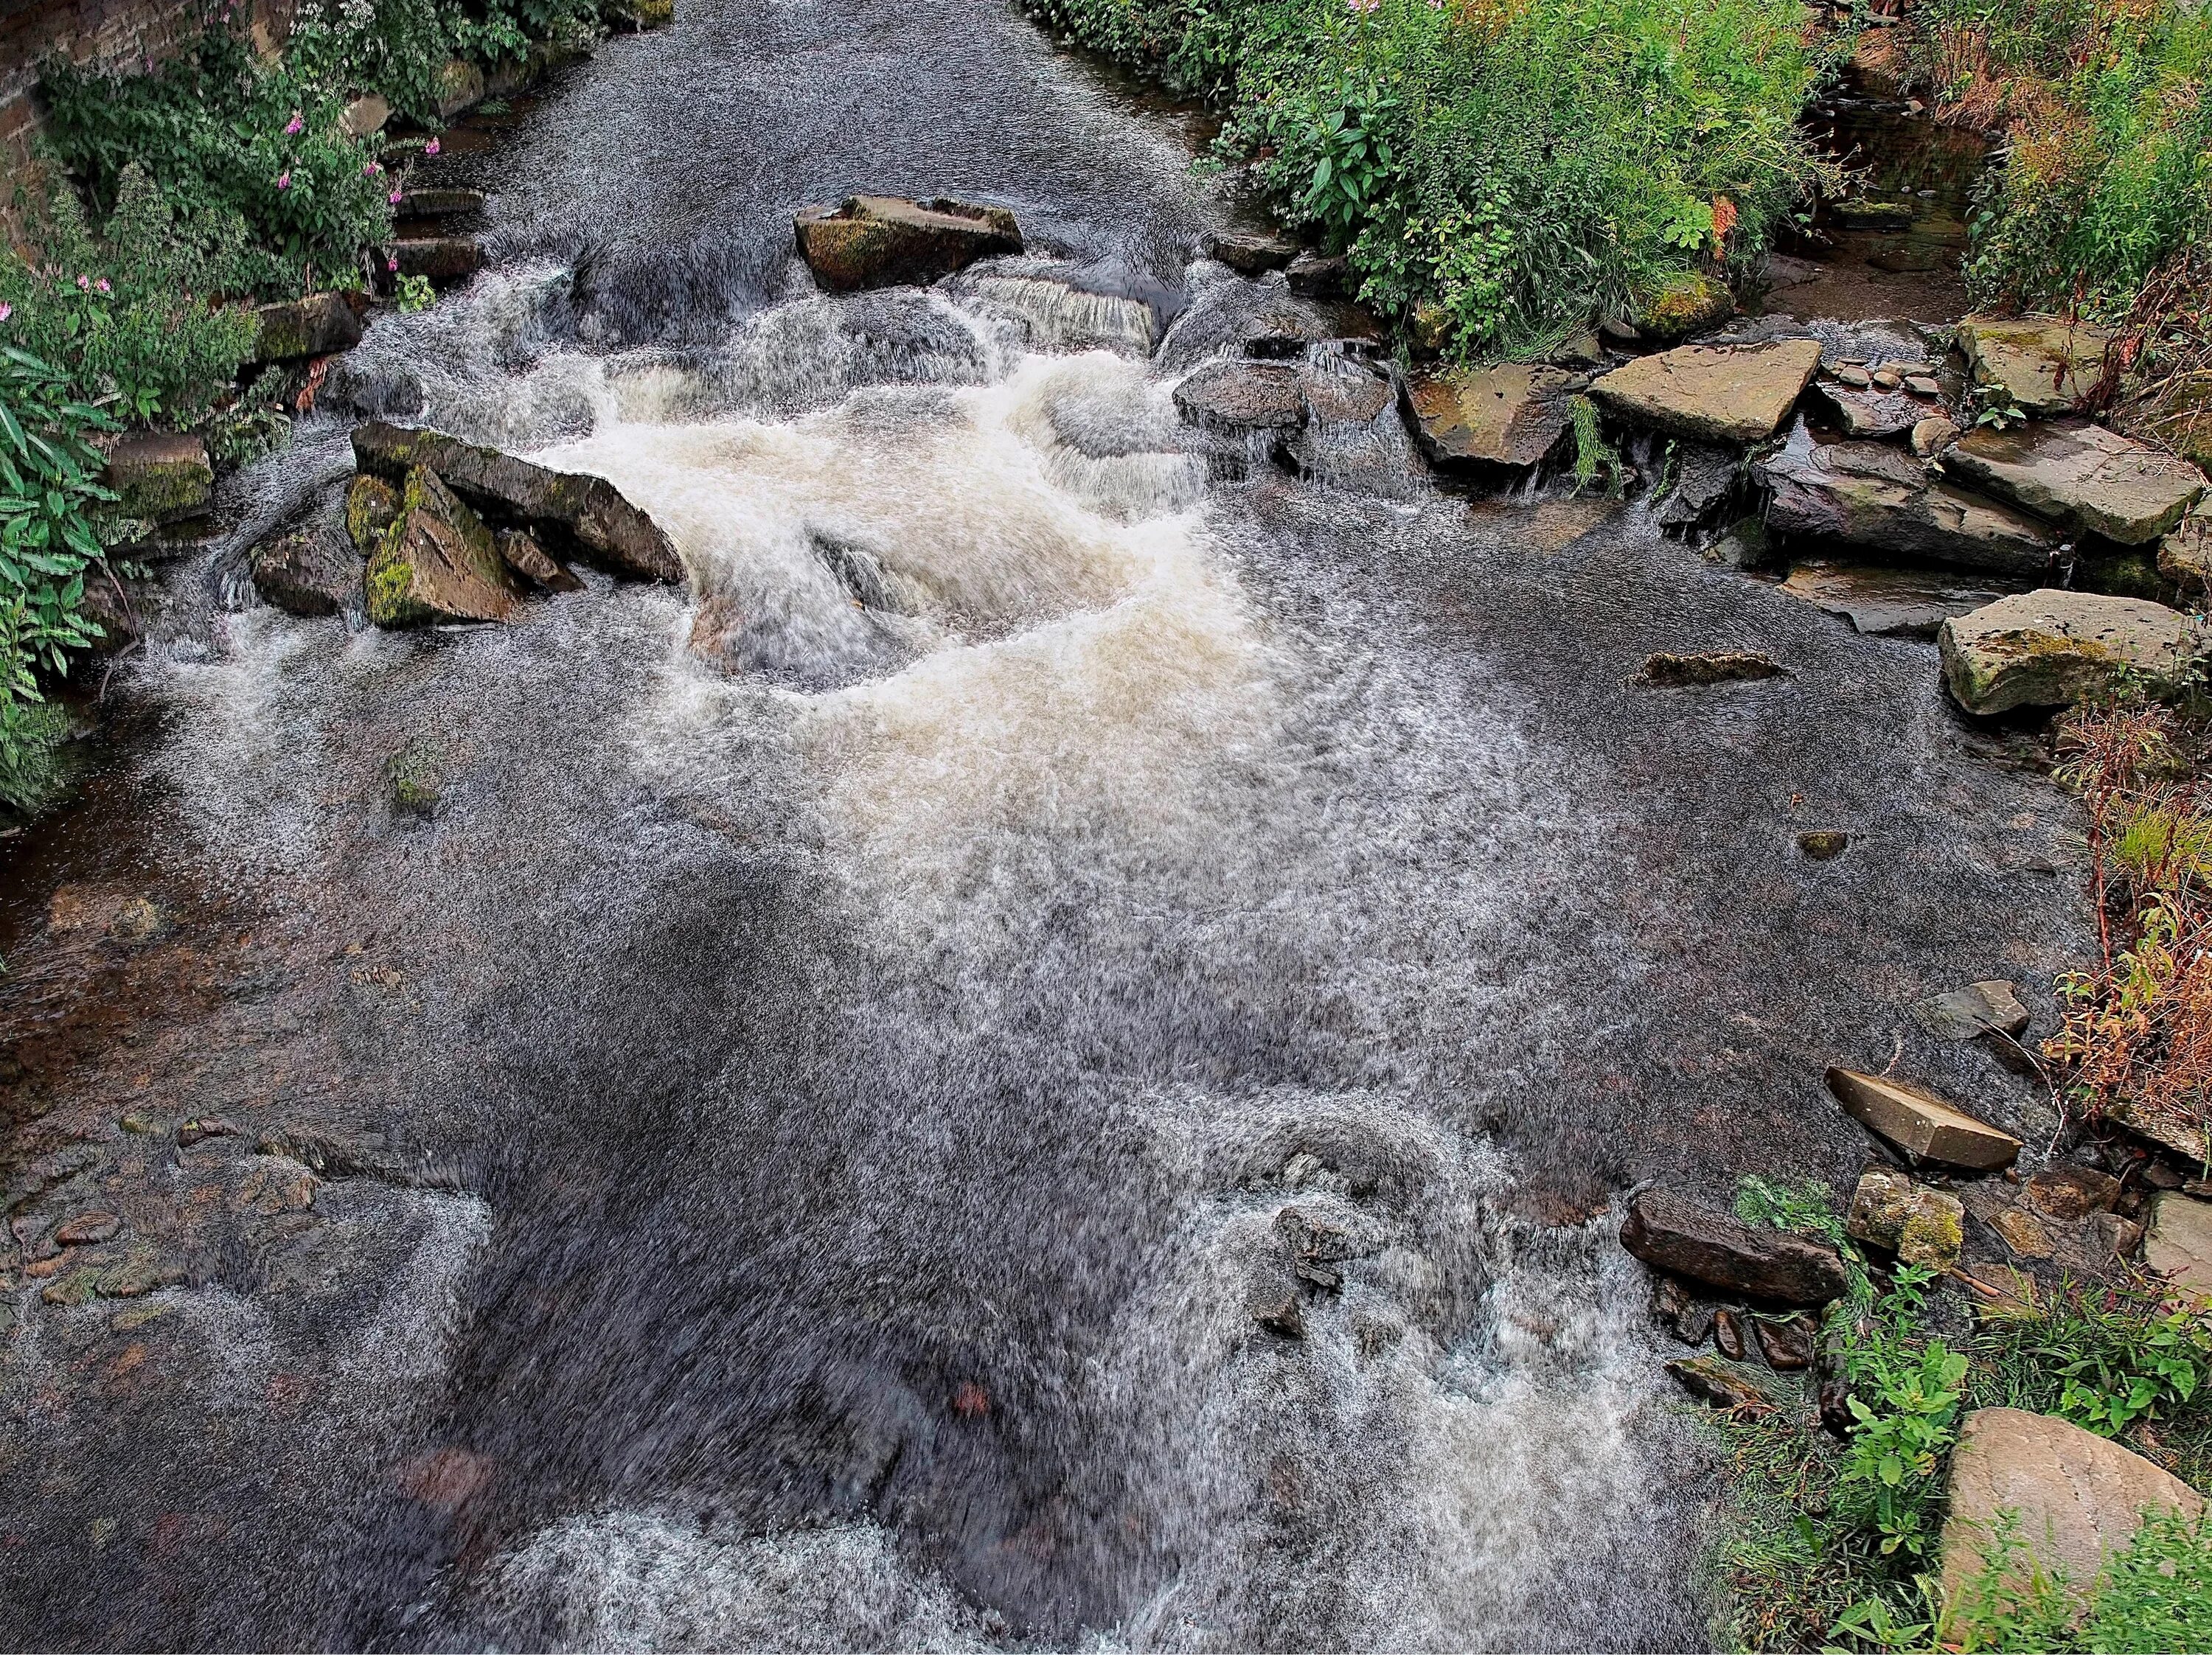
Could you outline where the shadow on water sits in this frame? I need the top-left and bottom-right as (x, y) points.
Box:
(0, 1), (2083, 1651)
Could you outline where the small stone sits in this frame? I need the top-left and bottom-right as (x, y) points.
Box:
(1666, 1354), (1777, 1412)
(1714, 1307), (1747, 1359)
(1826, 1067), (2021, 1171)
(339, 94), (390, 138)
(396, 187), (487, 219)
(101, 433), (213, 523)
(2145, 1160), (2185, 1191)
(1909, 417), (1959, 459)
(176, 1117), (243, 1146)
(1798, 830), (1850, 861)
(1846, 1167), (1966, 1269)
(364, 467), (518, 627)
(1871, 368), (1904, 392)
(1632, 271), (1733, 344)
(1754, 1317), (1814, 1370)
(2145, 1192), (2212, 1303)
(347, 473), (402, 551)
(52, 1213), (120, 1247)
(1675, 1300), (1717, 1345)
(1652, 1274), (1694, 1325)
(1637, 651), (1785, 687)
(1905, 374), (1941, 397)
(434, 56), (484, 118)
(1988, 1204), (2055, 1259)
(253, 524), (361, 617)
(1208, 231), (1300, 275)
(41, 1268), (104, 1308)
(389, 237), (484, 285)
(495, 529), (582, 593)
(1621, 1187), (1849, 1306)
(250, 293), (362, 364)
(1835, 366), (1873, 390)
(118, 1113), (161, 1135)
(1913, 980), (2031, 1042)
(2023, 1164), (2120, 1222)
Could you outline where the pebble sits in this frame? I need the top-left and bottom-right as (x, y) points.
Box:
(53, 1213), (121, 1247)
(1715, 1307), (1747, 1360)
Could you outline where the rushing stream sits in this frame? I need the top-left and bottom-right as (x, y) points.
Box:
(0, 0), (2090, 1648)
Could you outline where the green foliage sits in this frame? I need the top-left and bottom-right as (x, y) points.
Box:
(0, 167), (257, 428)
(286, 0), (607, 124)
(39, 27), (394, 299)
(1025, 0), (1827, 358)
(1944, 1508), (2212, 1653)
(0, 599), (74, 818)
(395, 272), (438, 313)
(1566, 394), (1623, 495)
(1969, 1283), (2212, 1454)
(1910, 0), (2212, 318)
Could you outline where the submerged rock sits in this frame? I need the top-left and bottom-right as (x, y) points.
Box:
(1938, 1410), (2201, 1626)
(1778, 560), (2016, 639)
(252, 524), (361, 616)
(794, 195), (1023, 292)
(1637, 650), (1785, 687)
(2160, 512), (2212, 589)
(101, 433), (213, 523)
(1207, 231), (1299, 275)
(250, 293), (363, 363)
(1947, 421), (2206, 546)
(1938, 590), (2201, 714)
(1955, 315), (2113, 415)
(1402, 365), (1580, 470)
(1913, 980), (2031, 1043)
(364, 467), (518, 627)
(1589, 339), (1821, 444)
(495, 528), (582, 593)
(1826, 1067), (2020, 1171)
(1172, 360), (1304, 433)
(353, 422), (682, 582)
(1846, 1168), (1964, 1270)
(1620, 1186), (1849, 1306)
(1758, 431), (2056, 575)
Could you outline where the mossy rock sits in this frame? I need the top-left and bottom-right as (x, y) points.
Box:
(364, 467), (517, 627)
(101, 433), (213, 523)
(249, 293), (362, 364)
(347, 473), (402, 551)
(1634, 271), (1734, 344)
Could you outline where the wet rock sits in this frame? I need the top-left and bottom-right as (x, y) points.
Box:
(1621, 1186), (1849, 1306)
(252, 523), (361, 617)
(1666, 1354), (1779, 1412)
(52, 1212), (120, 1247)
(1633, 271), (1734, 345)
(495, 528), (582, 593)
(1798, 830), (1850, 860)
(1208, 231), (1299, 275)
(1284, 251), (1350, 299)
(1826, 1067), (2021, 1171)
(1814, 381), (1924, 439)
(1298, 358), (1393, 426)
(250, 293), (362, 364)
(1778, 560), (2014, 640)
(1846, 1168), (1965, 1269)
(1588, 339), (1822, 445)
(1172, 360), (1304, 433)
(794, 196), (1023, 292)
(1239, 304), (1328, 360)
(256, 1123), (459, 1189)
(365, 467), (518, 627)
(2145, 1192), (2212, 1303)
(1637, 650), (1785, 687)
(347, 472), (403, 551)
(389, 236), (484, 285)
(1757, 433), (2057, 575)
(176, 1116), (243, 1147)
(1658, 446), (1742, 532)
(1551, 332), (1603, 368)
(1938, 590), (2201, 715)
(387, 739), (444, 817)
(1955, 315), (2114, 415)
(2160, 512), (2212, 589)
(1938, 1409), (2201, 1623)
(100, 433), (212, 523)
(339, 94), (389, 138)
(1677, 1299), (1717, 1345)
(1947, 421), (2206, 547)
(396, 1446), (496, 1511)
(1275, 1205), (1373, 1290)
(397, 187), (487, 219)
(1755, 1317), (1814, 1371)
(1249, 1280), (1307, 1339)
(2024, 1164), (2120, 1222)
(1714, 1306), (1747, 1359)
(353, 422), (682, 582)
(1829, 198), (1915, 232)
(1914, 980), (2031, 1043)
(607, 0), (674, 28)
(1402, 366), (1579, 470)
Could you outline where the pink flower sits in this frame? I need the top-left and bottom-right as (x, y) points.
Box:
(284, 111), (305, 136)
(424, 138), (440, 156)
(0, 303), (12, 322)
(77, 273), (90, 289)
(277, 171), (292, 189)
(389, 189), (403, 203)
(386, 256), (400, 271)
(364, 161), (383, 176)
(95, 278), (110, 293)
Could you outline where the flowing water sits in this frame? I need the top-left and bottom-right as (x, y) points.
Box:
(1, 1), (2090, 1649)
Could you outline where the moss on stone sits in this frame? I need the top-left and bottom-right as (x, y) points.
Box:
(1635, 271), (1733, 341)
(347, 474), (401, 551)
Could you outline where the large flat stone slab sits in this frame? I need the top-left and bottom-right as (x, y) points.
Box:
(1589, 339), (1822, 444)
(794, 195), (1023, 292)
(1956, 316), (2114, 415)
(2146, 1192), (2212, 1305)
(1826, 1067), (2020, 1170)
(1778, 560), (2018, 638)
(1939, 1408), (2202, 1626)
(1948, 421), (2206, 546)
(1402, 365), (1580, 469)
(1619, 1186), (1848, 1306)
(1759, 432), (2056, 574)
(1938, 590), (2201, 714)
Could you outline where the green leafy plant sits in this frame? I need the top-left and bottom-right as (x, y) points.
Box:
(395, 272), (437, 313)
(1944, 1507), (2212, 1653)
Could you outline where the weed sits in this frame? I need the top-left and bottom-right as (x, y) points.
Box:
(1567, 394), (1624, 494)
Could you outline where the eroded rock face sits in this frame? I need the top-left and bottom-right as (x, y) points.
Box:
(1758, 432), (2056, 575)
(793, 196), (1023, 292)
(364, 467), (518, 627)
(251, 524), (362, 616)
(1947, 421), (2207, 546)
(352, 422), (682, 582)
(1619, 1186), (1849, 1306)
(1939, 1409), (2202, 1626)
(1955, 315), (2114, 415)
(1826, 1067), (2020, 1171)
(1402, 365), (1581, 470)
(250, 293), (363, 364)
(100, 433), (213, 524)
(1589, 339), (1821, 444)
(1938, 590), (2201, 714)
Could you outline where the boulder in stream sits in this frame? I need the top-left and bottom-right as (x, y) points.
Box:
(1620, 1186), (1849, 1306)
(252, 524), (362, 616)
(1588, 339), (1821, 445)
(1778, 560), (2016, 639)
(1825, 1067), (2020, 1171)
(353, 422), (683, 582)
(1757, 430), (2056, 575)
(1172, 360), (1305, 433)
(1955, 315), (2113, 415)
(250, 293), (362, 364)
(793, 196), (1023, 291)
(1947, 421), (2207, 546)
(1938, 590), (2201, 714)
(100, 433), (213, 523)
(364, 467), (518, 627)
(1402, 365), (1581, 470)
(1207, 231), (1300, 275)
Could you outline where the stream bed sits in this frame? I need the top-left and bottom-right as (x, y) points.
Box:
(1, 0), (2086, 1648)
